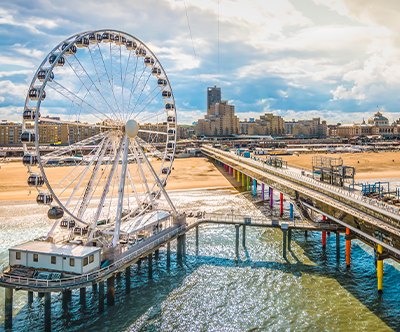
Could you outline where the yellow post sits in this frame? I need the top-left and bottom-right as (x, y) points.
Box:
(237, 170), (240, 182)
(242, 173), (245, 187)
(377, 244), (383, 293)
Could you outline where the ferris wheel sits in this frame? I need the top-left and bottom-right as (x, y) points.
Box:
(21, 29), (177, 246)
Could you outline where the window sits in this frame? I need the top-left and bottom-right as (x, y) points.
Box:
(16, 252), (21, 260)
(33, 254), (38, 262)
(51, 256), (56, 264)
(83, 257), (88, 266)
(89, 254), (94, 263)
(70, 258), (75, 267)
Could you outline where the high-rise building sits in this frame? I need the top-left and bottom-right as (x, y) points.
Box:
(196, 101), (239, 136)
(239, 113), (285, 136)
(207, 86), (221, 111)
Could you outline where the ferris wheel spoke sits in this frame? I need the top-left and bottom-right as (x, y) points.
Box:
(137, 108), (168, 123)
(132, 86), (163, 120)
(134, 138), (177, 215)
(47, 80), (113, 123)
(64, 55), (114, 120)
(92, 135), (124, 225)
(109, 42), (125, 122)
(121, 50), (136, 120)
(126, 71), (153, 120)
(38, 117), (118, 130)
(41, 131), (110, 161)
(125, 61), (149, 117)
(139, 129), (168, 136)
(88, 44), (123, 121)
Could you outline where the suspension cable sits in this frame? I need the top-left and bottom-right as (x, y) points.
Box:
(183, 0), (204, 90)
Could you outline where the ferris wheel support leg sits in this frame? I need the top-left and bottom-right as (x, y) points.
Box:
(113, 136), (129, 248)
(134, 138), (177, 216)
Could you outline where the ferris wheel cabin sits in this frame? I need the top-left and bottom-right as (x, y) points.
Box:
(48, 54), (65, 67)
(20, 132), (35, 143)
(27, 175), (44, 187)
(36, 194), (53, 205)
(23, 154), (38, 166)
(88, 33), (102, 43)
(23, 108), (39, 120)
(75, 37), (90, 48)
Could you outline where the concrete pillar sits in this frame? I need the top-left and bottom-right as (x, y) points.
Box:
(288, 229), (292, 251)
(242, 225), (246, 247)
(235, 225), (240, 259)
(280, 193), (283, 215)
(282, 229), (287, 259)
(336, 232), (340, 261)
(167, 242), (171, 269)
(44, 292), (51, 332)
(182, 233), (186, 257)
(80, 287), (86, 306)
(377, 244), (383, 293)
(28, 291), (33, 305)
(62, 290), (71, 310)
(126, 266), (131, 294)
(99, 281), (104, 313)
(155, 249), (159, 260)
(196, 225), (199, 255)
(253, 179), (257, 196)
(270, 188), (274, 207)
(5, 288), (13, 329)
(247, 175), (250, 191)
(107, 276), (115, 306)
(290, 204), (294, 221)
(148, 254), (153, 280)
(92, 283), (98, 292)
(345, 228), (351, 267)
(262, 183), (265, 200)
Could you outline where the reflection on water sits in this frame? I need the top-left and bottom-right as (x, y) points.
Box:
(0, 189), (399, 331)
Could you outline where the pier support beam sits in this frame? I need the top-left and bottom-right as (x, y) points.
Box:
(182, 233), (186, 257)
(148, 254), (153, 280)
(237, 170), (240, 182)
(280, 193), (283, 215)
(235, 225), (240, 259)
(322, 216), (327, 248)
(116, 272), (121, 284)
(44, 292), (51, 332)
(247, 175), (250, 191)
(196, 225), (199, 255)
(242, 172), (244, 187)
(126, 266), (131, 294)
(270, 188), (274, 207)
(177, 236), (182, 262)
(28, 291), (33, 305)
(107, 276), (115, 306)
(5, 288), (13, 329)
(288, 229), (292, 251)
(253, 179), (257, 196)
(92, 283), (97, 292)
(290, 203), (294, 221)
(98, 281), (104, 313)
(262, 183), (265, 200)
(167, 242), (171, 269)
(242, 225), (246, 247)
(345, 228), (351, 267)
(282, 228), (287, 259)
(80, 287), (86, 306)
(155, 249), (159, 260)
(336, 232), (340, 261)
(62, 290), (71, 310)
(377, 244), (383, 293)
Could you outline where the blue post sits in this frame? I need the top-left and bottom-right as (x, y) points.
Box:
(253, 179), (256, 196)
(290, 203), (294, 221)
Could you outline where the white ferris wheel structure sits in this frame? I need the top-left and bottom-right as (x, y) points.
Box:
(21, 29), (178, 247)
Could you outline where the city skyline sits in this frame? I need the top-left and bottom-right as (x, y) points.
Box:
(1, 1), (400, 124)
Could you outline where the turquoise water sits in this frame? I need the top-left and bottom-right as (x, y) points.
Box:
(1, 188), (400, 331)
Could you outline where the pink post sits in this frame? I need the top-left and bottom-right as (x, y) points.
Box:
(280, 193), (283, 215)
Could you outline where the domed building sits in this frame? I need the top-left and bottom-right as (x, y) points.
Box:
(337, 111), (398, 139)
(367, 111), (389, 126)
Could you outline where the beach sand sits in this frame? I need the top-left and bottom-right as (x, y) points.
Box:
(281, 151), (400, 180)
(0, 157), (236, 202)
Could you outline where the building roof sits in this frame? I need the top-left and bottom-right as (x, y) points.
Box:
(369, 111), (388, 122)
(10, 241), (101, 257)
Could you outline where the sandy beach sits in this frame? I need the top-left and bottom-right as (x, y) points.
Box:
(281, 151), (400, 180)
(0, 157), (235, 202)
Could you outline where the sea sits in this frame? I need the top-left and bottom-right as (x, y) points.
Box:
(1, 187), (400, 331)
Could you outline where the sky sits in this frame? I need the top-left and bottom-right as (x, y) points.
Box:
(1, 0), (400, 125)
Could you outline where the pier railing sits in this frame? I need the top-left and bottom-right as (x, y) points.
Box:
(0, 225), (186, 289)
(203, 147), (400, 218)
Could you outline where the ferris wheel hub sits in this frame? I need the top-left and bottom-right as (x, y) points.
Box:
(125, 119), (139, 138)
